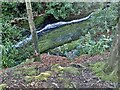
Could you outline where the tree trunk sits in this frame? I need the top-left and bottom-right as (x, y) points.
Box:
(0, 2), (2, 68)
(25, 0), (41, 61)
(104, 17), (120, 82)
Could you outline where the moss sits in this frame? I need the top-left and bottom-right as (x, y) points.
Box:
(64, 82), (77, 88)
(89, 61), (118, 82)
(48, 39), (80, 54)
(90, 62), (105, 73)
(0, 84), (7, 90)
(14, 71), (21, 75)
(15, 66), (37, 75)
(21, 58), (35, 65)
(26, 70), (37, 76)
(57, 77), (64, 82)
(63, 66), (80, 75)
(24, 76), (34, 83)
(51, 64), (64, 72)
(51, 64), (81, 75)
(34, 71), (52, 81)
(56, 77), (71, 88)
(24, 71), (52, 82)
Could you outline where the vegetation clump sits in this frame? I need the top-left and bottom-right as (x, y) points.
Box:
(0, 84), (7, 90)
(89, 61), (118, 82)
(24, 71), (52, 82)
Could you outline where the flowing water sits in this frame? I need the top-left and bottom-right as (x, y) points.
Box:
(12, 13), (92, 48)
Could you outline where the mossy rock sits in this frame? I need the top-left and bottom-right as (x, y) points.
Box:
(38, 20), (90, 53)
(48, 39), (80, 55)
(0, 84), (7, 90)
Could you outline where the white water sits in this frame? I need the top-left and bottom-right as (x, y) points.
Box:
(13, 13), (93, 48)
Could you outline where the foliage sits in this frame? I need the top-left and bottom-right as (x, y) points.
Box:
(2, 43), (18, 68)
(1, 2), (78, 20)
(48, 31), (113, 59)
(45, 2), (75, 20)
(1, 2), (44, 68)
(89, 3), (118, 36)
(1, 15), (24, 68)
(48, 3), (118, 59)
(2, 17), (23, 44)
(2, 2), (44, 18)
(77, 3), (118, 56)
(77, 32), (112, 56)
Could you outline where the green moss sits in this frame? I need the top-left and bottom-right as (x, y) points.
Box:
(90, 62), (105, 73)
(89, 61), (118, 82)
(49, 39), (80, 54)
(14, 71), (21, 75)
(34, 71), (52, 81)
(63, 81), (77, 88)
(57, 77), (64, 82)
(63, 66), (80, 75)
(51, 64), (81, 75)
(15, 66), (37, 75)
(26, 70), (37, 76)
(21, 58), (35, 65)
(16, 66), (35, 71)
(51, 64), (64, 72)
(24, 76), (34, 83)
(0, 84), (7, 90)
(24, 71), (52, 82)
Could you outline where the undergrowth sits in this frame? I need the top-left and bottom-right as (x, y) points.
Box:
(1, 3), (118, 68)
(89, 61), (118, 82)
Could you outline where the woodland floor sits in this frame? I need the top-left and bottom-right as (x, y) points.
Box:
(0, 52), (118, 89)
